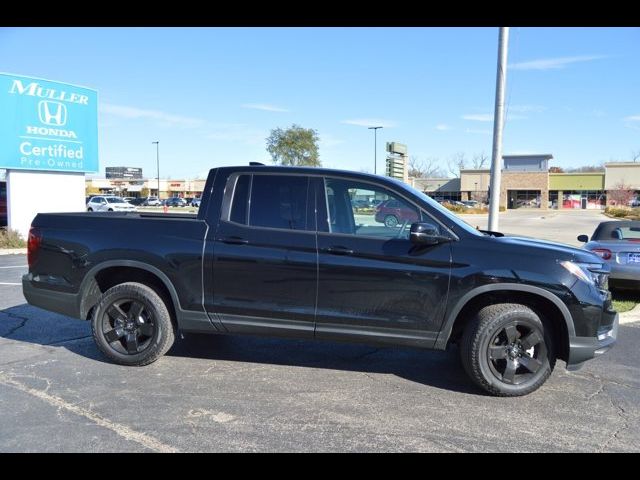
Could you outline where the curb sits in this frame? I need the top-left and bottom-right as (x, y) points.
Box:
(619, 304), (640, 325)
(0, 248), (27, 255)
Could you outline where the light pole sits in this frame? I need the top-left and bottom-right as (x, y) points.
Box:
(152, 141), (159, 198)
(368, 126), (383, 175)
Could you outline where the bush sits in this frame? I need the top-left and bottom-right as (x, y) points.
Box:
(0, 228), (26, 249)
(605, 206), (640, 220)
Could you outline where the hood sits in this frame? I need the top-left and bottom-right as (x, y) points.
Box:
(492, 234), (602, 263)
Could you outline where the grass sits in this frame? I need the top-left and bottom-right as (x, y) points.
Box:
(611, 289), (640, 313)
(0, 228), (26, 249)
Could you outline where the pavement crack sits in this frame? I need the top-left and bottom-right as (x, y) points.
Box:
(1, 311), (29, 338)
(597, 384), (630, 453)
(45, 335), (93, 346)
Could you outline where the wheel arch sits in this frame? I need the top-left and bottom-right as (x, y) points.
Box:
(436, 284), (574, 362)
(79, 261), (181, 327)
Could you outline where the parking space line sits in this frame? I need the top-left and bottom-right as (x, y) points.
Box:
(0, 283), (21, 286)
(0, 266), (28, 269)
(0, 373), (179, 453)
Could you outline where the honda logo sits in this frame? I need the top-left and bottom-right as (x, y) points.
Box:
(38, 100), (67, 126)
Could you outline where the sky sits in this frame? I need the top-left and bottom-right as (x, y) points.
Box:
(1, 27), (638, 179)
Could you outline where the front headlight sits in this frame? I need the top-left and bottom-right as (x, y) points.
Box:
(560, 261), (609, 290)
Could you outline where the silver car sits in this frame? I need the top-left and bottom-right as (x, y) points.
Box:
(87, 196), (137, 212)
(578, 220), (640, 289)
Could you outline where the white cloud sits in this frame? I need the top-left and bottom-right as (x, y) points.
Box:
(463, 112), (527, 122)
(435, 124), (452, 131)
(508, 104), (546, 113)
(205, 124), (266, 145)
(100, 103), (204, 128)
(624, 115), (640, 121)
(462, 114), (493, 122)
(340, 119), (396, 128)
(509, 55), (607, 71)
(465, 128), (492, 135)
(320, 134), (345, 148)
(241, 103), (290, 112)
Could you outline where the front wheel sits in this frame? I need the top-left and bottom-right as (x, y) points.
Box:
(384, 215), (398, 228)
(87, 208), (93, 212)
(91, 282), (175, 366)
(460, 303), (555, 396)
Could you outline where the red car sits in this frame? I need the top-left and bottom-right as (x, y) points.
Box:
(374, 199), (419, 227)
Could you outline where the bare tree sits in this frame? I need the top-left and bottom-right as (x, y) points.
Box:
(408, 156), (446, 178)
(632, 150), (640, 162)
(447, 152), (466, 178)
(607, 181), (635, 206)
(471, 152), (489, 169)
(566, 164), (604, 173)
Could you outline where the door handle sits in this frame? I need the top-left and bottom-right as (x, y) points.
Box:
(325, 246), (354, 255)
(218, 236), (249, 245)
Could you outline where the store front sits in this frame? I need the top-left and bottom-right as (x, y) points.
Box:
(507, 190), (541, 209)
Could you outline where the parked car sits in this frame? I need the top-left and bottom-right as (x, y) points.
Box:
(578, 220), (640, 290)
(86, 196), (137, 212)
(126, 197), (147, 206)
(23, 164), (617, 396)
(374, 199), (420, 227)
(123, 197), (136, 203)
(143, 196), (162, 207)
(163, 197), (187, 207)
(461, 200), (480, 208)
(191, 197), (202, 207)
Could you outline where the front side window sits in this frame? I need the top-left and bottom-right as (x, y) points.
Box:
(323, 178), (425, 240)
(243, 175), (309, 231)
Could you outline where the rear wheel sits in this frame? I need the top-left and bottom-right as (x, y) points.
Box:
(460, 303), (555, 396)
(87, 208), (93, 212)
(384, 215), (398, 228)
(91, 282), (175, 366)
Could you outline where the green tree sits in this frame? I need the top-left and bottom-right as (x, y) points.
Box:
(266, 124), (321, 167)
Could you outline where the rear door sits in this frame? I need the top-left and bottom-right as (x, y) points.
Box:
(315, 176), (452, 347)
(211, 173), (318, 337)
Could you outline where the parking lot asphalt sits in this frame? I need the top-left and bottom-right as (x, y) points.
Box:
(1, 250), (639, 452)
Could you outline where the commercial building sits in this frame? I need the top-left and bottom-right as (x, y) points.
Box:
(410, 155), (639, 211)
(86, 177), (206, 199)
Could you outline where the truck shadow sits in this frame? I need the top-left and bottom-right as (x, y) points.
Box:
(0, 304), (479, 395)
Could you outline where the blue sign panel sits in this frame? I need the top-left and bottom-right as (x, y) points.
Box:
(0, 73), (98, 173)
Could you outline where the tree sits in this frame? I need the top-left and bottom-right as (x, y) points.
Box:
(140, 187), (150, 198)
(565, 164), (604, 173)
(608, 182), (635, 206)
(447, 152), (466, 177)
(471, 152), (488, 169)
(266, 124), (320, 167)
(408, 156), (446, 178)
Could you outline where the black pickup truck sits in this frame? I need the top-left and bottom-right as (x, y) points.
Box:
(23, 165), (618, 396)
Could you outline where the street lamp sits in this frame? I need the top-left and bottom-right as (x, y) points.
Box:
(368, 126), (383, 175)
(152, 141), (159, 198)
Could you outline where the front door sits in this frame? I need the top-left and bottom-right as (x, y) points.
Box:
(314, 177), (452, 347)
(212, 173), (317, 338)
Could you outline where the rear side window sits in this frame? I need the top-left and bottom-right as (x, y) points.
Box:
(249, 175), (309, 230)
(230, 175), (250, 224)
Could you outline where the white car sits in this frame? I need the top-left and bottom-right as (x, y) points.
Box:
(87, 196), (137, 212)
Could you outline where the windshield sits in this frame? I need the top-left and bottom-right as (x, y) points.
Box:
(106, 197), (126, 203)
(400, 182), (483, 236)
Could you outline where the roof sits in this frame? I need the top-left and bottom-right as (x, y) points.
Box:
(503, 154), (554, 160)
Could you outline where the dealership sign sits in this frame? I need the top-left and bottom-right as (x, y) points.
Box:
(0, 73), (98, 173)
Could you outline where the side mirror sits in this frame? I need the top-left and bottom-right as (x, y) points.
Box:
(577, 234), (589, 243)
(410, 222), (448, 245)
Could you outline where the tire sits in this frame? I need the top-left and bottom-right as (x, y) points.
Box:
(384, 215), (398, 228)
(108, 208), (114, 212)
(91, 282), (175, 366)
(460, 303), (555, 397)
(87, 208), (93, 212)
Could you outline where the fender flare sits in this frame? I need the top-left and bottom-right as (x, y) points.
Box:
(78, 260), (182, 320)
(434, 283), (575, 350)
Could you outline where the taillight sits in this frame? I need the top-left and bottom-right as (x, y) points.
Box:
(27, 227), (42, 269)
(592, 248), (612, 260)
